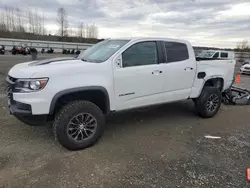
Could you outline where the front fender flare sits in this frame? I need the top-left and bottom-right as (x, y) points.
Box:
(49, 86), (110, 115)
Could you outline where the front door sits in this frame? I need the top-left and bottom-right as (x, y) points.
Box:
(114, 41), (164, 111)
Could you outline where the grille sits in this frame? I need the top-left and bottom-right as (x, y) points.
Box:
(6, 75), (16, 100)
(244, 67), (250, 70)
(8, 76), (17, 83)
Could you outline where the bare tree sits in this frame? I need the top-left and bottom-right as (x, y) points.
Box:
(42, 12), (46, 35)
(0, 11), (7, 31)
(33, 10), (42, 35)
(5, 6), (10, 31)
(15, 8), (22, 32)
(236, 40), (249, 62)
(86, 24), (98, 38)
(237, 40), (249, 51)
(78, 22), (85, 38)
(4, 6), (16, 32)
(11, 7), (16, 31)
(28, 10), (34, 33)
(85, 24), (91, 38)
(33, 10), (38, 34)
(57, 7), (68, 38)
(92, 24), (98, 38)
(68, 26), (73, 36)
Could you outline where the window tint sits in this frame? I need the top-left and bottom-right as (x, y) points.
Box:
(164, 42), (189, 63)
(122, 42), (158, 67)
(221, 52), (228, 58)
(213, 52), (219, 58)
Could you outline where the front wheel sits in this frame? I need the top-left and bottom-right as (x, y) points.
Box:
(53, 100), (105, 150)
(195, 87), (222, 118)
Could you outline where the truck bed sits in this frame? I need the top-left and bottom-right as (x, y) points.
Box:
(197, 59), (236, 91)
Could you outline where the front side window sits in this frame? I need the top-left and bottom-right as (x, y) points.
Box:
(77, 39), (129, 63)
(122, 41), (158, 68)
(164, 42), (189, 63)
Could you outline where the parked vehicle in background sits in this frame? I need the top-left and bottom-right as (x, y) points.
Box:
(0, 45), (5, 55)
(47, 48), (54, 53)
(62, 49), (75, 54)
(197, 50), (235, 60)
(6, 37), (235, 150)
(62, 49), (67, 54)
(240, 61), (250, 74)
(11, 45), (29, 55)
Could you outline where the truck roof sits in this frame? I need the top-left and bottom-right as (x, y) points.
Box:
(108, 37), (190, 44)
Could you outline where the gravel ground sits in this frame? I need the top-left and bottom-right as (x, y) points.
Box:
(0, 55), (250, 188)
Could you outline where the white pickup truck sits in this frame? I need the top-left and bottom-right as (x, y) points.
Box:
(6, 37), (235, 150)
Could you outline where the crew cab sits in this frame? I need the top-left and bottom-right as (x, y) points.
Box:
(6, 37), (235, 150)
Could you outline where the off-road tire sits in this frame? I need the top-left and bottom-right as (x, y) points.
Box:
(53, 100), (105, 150)
(195, 87), (222, 118)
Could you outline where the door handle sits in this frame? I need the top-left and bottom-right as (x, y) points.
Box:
(184, 67), (194, 71)
(152, 70), (163, 74)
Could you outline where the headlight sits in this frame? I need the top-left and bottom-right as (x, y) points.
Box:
(14, 78), (49, 92)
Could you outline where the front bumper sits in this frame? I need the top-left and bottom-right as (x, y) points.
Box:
(6, 78), (49, 126)
(240, 68), (250, 74)
(9, 100), (32, 115)
(6, 75), (51, 115)
(6, 78), (32, 115)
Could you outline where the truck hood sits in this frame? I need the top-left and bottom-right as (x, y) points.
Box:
(8, 57), (98, 78)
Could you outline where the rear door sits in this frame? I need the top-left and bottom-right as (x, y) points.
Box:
(114, 41), (165, 111)
(162, 41), (196, 102)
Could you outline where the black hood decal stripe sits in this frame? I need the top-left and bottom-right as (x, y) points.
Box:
(29, 57), (77, 66)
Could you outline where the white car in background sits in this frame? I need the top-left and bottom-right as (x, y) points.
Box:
(240, 61), (250, 74)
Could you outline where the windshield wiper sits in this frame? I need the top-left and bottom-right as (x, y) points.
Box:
(81, 58), (98, 63)
(81, 58), (88, 62)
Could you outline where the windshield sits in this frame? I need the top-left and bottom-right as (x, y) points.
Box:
(77, 39), (129, 63)
(197, 51), (215, 58)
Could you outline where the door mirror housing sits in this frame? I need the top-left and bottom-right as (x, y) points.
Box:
(115, 56), (122, 68)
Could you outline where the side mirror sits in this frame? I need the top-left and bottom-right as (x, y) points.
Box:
(115, 56), (122, 68)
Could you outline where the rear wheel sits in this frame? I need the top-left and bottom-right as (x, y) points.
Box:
(195, 87), (222, 118)
(53, 100), (105, 150)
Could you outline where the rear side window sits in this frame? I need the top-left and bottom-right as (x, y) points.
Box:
(221, 52), (228, 58)
(164, 42), (189, 63)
